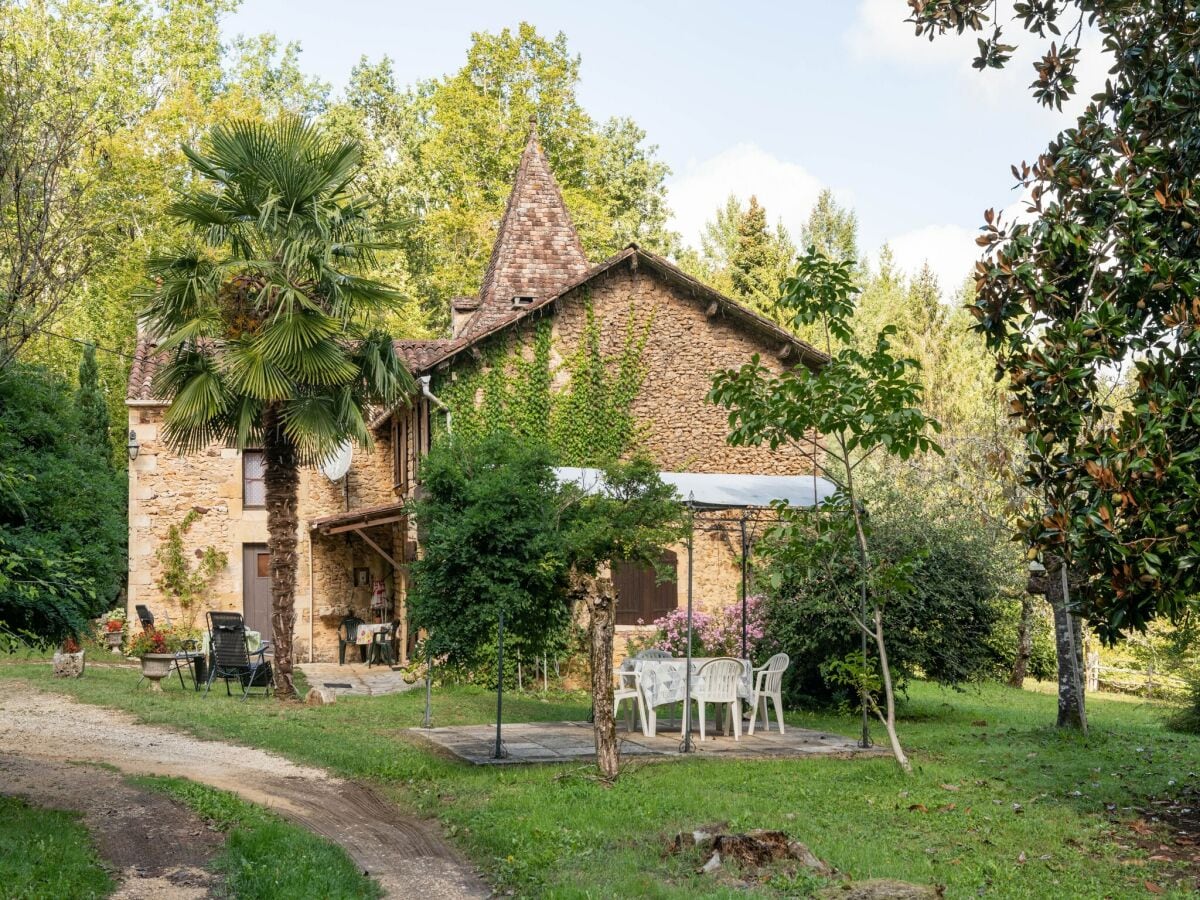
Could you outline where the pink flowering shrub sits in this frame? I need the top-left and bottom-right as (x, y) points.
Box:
(650, 594), (766, 659)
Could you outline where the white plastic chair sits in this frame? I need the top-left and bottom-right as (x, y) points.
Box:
(681, 657), (744, 741)
(748, 652), (789, 735)
(636, 649), (673, 660)
(614, 667), (649, 736)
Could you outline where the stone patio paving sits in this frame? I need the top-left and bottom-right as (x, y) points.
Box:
(408, 720), (887, 765)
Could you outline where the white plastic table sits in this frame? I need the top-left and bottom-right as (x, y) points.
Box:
(619, 656), (752, 736)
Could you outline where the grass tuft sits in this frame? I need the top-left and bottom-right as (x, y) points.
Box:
(0, 796), (113, 900)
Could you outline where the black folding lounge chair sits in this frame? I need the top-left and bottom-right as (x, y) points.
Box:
(135, 604), (154, 631)
(204, 611), (272, 700)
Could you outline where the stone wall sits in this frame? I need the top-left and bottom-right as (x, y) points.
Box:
(126, 405), (269, 635)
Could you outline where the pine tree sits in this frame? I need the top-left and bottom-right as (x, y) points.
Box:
(74, 342), (111, 460)
(799, 189), (858, 264)
(729, 196), (774, 301)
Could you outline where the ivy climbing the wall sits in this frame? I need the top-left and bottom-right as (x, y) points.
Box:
(434, 299), (653, 466)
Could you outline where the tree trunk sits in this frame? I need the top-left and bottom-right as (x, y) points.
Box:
(871, 605), (912, 775)
(1008, 595), (1034, 688)
(846, 486), (911, 775)
(572, 569), (619, 782)
(1044, 557), (1085, 729)
(263, 405), (299, 701)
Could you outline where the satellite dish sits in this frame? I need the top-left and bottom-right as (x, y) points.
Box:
(320, 441), (353, 482)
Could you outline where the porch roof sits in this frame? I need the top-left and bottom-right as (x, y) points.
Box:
(309, 501), (407, 536)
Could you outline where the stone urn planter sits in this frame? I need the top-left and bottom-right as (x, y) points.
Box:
(104, 630), (124, 652)
(139, 653), (176, 691)
(52, 649), (86, 678)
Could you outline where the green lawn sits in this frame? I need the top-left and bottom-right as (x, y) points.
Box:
(2, 659), (1196, 898)
(0, 796), (113, 900)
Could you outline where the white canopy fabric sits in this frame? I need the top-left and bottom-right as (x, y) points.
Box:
(554, 467), (838, 509)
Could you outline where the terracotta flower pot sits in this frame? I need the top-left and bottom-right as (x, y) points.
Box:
(140, 653), (175, 691)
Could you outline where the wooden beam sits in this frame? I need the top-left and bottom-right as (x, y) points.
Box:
(353, 527), (402, 570)
(706, 300), (719, 318)
(319, 514), (405, 536)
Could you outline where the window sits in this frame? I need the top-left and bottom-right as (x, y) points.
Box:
(256, 552), (270, 577)
(242, 450), (265, 508)
(613, 550), (678, 626)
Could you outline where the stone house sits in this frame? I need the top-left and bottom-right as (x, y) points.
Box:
(125, 124), (826, 664)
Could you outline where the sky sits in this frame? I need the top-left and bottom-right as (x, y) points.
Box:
(223, 0), (1106, 296)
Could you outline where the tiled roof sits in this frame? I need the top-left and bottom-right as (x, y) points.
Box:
(392, 339), (455, 371)
(465, 118), (589, 339)
(126, 338), (163, 402)
(125, 337), (460, 404)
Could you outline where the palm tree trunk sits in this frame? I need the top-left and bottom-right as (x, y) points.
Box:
(263, 404), (299, 701)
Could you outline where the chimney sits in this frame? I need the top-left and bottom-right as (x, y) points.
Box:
(450, 296), (480, 338)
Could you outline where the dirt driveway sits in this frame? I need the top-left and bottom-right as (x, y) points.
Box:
(0, 681), (489, 899)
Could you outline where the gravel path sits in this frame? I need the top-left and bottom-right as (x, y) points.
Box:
(0, 682), (489, 899)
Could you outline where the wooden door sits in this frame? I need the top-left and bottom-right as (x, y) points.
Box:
(242, 544), (272, 636)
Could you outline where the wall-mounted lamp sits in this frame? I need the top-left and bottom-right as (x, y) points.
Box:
(127, 429), (140, 461)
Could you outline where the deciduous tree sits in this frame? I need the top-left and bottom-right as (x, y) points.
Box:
(910, 1), (1200, 644)
(711, 249), (943, 772)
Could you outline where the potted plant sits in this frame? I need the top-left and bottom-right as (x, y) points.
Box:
(52, 636), (86, 678)
(128, 627), (186, 691)
(100, 610), (126, 652)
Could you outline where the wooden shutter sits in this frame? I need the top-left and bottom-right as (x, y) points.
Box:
(393, 414), (408, 492)
(613, 551), (678, 626)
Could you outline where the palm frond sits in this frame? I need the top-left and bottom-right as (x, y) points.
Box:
(144, 114), (412, 460)
(221, 338), (295, 401)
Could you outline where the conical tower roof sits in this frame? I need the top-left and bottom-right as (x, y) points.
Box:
(466, 118), (589, 336)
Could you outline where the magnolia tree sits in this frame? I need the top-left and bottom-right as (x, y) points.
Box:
(908, 2), (1200, 650)
(709, 249), (941, 773)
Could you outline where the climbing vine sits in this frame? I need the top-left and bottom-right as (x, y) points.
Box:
(154, 509), (228, 630)
(434, 299), (653, 465)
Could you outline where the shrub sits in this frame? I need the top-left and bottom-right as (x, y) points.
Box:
(649, 595), (767, 660)
(758, 490), (1013, 707)
(0, 365), (125, 643)
(407, 433), (574, 669)
(1167, 674), (1200, 735)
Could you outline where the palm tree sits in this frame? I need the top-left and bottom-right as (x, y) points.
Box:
(142, 117), (415, 700)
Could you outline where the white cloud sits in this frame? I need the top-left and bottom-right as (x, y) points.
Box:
(847, 0), (971, 67)
(885, 224), (981, 297)
(667, 143), (828, 248)
(847, 0), (1111, 118)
